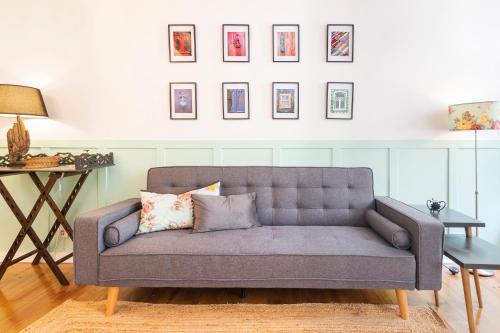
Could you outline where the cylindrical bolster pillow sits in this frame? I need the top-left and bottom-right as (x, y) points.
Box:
(104, 210), (141, 247)
(365, 209), (411, 250)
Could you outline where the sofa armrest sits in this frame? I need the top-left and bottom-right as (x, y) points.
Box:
(74, 198), (141, 285)
(375, 196), (444, 290)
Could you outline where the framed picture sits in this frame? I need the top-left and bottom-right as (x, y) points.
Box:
(169, 82), (197, 119)
(168, 24), (196, 62)
(272, 82), (299, 119)
(326, 82), (354, 119)
(222, 82), (249, 119)
(223, 24), (250, 62)
(327, 24), (354, 62)
(272, 24), (300, 62)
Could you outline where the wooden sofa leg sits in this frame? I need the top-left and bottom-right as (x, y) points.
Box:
(106, 287), (120, 316)
(434, 290), (440, 307)
(395, 289), (409, 320)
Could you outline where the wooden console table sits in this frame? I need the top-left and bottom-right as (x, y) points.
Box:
(0, 164), (107, 285)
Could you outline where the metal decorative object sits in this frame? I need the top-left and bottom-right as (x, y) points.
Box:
(74, 152), (114, 170)
(0, 152), (114, 170)
(426, 198), (446, 214)
(6, 116), (30, 166)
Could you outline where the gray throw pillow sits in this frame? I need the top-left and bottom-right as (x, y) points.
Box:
(365, 209), (411, 250)
(192, 192), (260, 233)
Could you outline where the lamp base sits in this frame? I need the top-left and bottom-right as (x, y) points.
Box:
(7, 115), (30, 166)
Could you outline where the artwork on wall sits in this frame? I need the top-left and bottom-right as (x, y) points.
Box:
(222, 82), (250, 119)
(223, 24), (250, 62)
(326, 82), (354, 119)
(272, 24), (300, 62)
(168, 24), (196, 62)
(170, 82), (197, 119)
(272, 82), (299, 119)
(327, 24), (354, 62)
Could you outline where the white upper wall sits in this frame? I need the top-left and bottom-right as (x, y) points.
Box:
(1, 0), (500, 140)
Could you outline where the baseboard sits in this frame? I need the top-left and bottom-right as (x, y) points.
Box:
(0, 251), (73, 264)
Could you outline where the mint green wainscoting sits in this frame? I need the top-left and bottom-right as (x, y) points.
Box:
(1, 140), (500, 256)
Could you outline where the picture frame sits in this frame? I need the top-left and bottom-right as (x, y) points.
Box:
(222, 24), (250, 62)
(272, 82), (299, 119)
(222, 82), (250, 119)
(169, 82), (197, 120)
(326, 82), (354, 119)
(326, 24), (354, 62)
(168, 24), (196, 62)
(272, 24), (300, 62)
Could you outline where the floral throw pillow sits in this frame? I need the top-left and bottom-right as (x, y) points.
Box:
(137, 182), (220, 234)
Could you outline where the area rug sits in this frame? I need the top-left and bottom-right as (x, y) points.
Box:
(21, 300), (451, 333)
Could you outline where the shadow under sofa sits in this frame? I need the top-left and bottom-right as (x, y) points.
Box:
(73, 166), (444, 318)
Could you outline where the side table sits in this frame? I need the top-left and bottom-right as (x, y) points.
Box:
(411, 205), (499, 333)
(442, 236), (500, 333)
(0, 158), (112, 286)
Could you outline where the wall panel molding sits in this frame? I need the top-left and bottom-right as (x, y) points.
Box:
(1, 139), (500, 250)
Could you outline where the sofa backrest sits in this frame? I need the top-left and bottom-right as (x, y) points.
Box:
(147, 166), (375, 227)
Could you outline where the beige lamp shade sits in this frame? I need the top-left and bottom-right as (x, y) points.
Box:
(0, 84), (48, 118)
(448, 101), (500, 131)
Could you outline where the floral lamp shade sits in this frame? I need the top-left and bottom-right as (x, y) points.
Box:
(448, 101), (500, 131)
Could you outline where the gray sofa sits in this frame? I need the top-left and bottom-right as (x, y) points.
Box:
(74, 166), (444, 317)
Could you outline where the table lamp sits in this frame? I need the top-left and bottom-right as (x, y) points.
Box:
(0, 84), (48, 166)
(448, 101), (500, 277)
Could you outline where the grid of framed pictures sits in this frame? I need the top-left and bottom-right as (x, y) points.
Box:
(169, 82), (354, 120)
(167, 23), (354, 63)
(167, 24), (355, 120)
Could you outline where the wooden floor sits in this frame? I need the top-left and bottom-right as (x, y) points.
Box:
(0, 264), (499, 332)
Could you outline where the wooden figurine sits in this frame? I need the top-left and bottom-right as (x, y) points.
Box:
(7, 115), (30, 166)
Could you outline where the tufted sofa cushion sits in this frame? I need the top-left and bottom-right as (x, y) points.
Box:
(147, 167), (375, 227)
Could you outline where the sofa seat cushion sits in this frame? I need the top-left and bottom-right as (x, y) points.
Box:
(99, 226), (416, 288)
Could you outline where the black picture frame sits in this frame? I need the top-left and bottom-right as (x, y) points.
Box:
(222, 82), (250, 119)
(325, 82), (354, 120)
(168, 24), (197, 63)
(272, 82), (299, 119)
(222, 24), (250, 62)
(272, 24), (300, 62)
(169, 82), (197, 120)
(326, 24), (354, 63)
